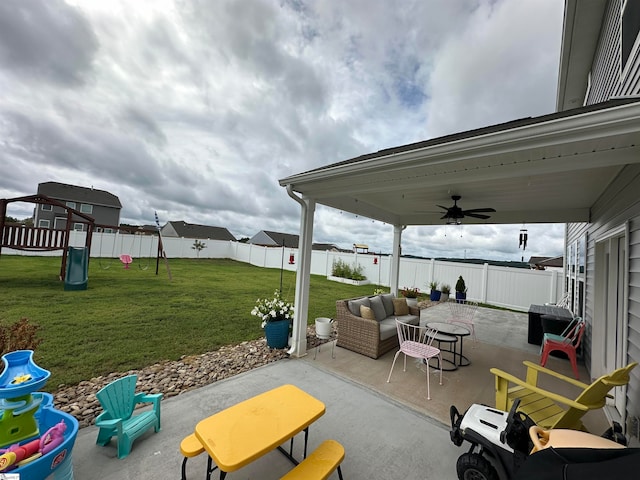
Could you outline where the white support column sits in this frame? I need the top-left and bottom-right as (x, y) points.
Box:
(390, 225), (404, 296)
(288, 195), (315, 358)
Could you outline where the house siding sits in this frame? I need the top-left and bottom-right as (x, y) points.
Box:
(587, 0), (622, 104)
(587, 0), (640, 104)
(568, 164), (640, 432)
(574, 0), (640, 430)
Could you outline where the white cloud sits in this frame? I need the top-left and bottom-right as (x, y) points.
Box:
(0, 0), (565, 261)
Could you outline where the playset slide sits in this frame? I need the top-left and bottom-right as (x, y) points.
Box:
(64, 246), (88, 291)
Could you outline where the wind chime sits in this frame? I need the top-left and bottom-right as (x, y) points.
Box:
(519, 226), (528, 262)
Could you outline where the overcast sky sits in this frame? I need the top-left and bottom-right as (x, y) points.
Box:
(0, 0), (566, 261)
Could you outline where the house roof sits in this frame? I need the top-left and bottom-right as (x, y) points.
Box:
(166, 221), (236, 241)
(279, 98), (640, 227)
(528, 256), (564, 268)
(252, 231), (300, 248)
(37, 182), (122, 208)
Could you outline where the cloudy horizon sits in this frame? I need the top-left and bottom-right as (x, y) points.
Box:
(0, 0), (566, 261)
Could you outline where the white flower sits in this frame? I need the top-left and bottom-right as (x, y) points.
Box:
(251, 289), (294, 327)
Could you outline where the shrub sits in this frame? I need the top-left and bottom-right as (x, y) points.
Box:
(331, 259), (366, 281)
(0, 317), (43, 356)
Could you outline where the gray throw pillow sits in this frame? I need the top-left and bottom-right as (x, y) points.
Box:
(369, 295), (387, 321)
(380, 294), (395, 317)
(347, 297), (370, 316)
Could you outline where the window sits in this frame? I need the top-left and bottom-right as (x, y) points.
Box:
(80, 204), (93, 214)
(38, 219), (50, 228)
(41, 204), (52, 211)
(66, 201), (76, 209)
(74, 223), (84, 231)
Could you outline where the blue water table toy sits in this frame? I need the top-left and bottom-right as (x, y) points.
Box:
(0, 350), (79, 479)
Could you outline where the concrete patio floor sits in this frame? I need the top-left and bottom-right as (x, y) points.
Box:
(71, 303), (608, 479)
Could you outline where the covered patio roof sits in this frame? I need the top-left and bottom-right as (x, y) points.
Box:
(278, 98), (640, 358)
(280, 98), (640, 226)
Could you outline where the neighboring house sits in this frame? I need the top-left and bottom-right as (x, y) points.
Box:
(528, 256), (564, 271)
(249, 230), (300, 248)
(35, 182), (121, 232)
(161, 221), (236, 241)
(279, 0), (640, 440)
(249, 230), (344, 251)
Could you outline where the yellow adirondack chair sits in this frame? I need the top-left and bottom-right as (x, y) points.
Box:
(490, 361), (637, 431)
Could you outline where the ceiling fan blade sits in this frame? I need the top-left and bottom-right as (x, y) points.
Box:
(464, 213), (492, 220)
(462, 207), (496, 214)
(436, 205), (450, 211)
(440, 213), (451, 220)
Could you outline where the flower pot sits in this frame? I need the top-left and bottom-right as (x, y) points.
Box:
(441, 293), (450, 302)
(315, 317), (333, 339)
(430, 290), (442, 302)
(264, 319), (290, 349)
(455, 292), (467, 303)
(405, 297), (418, 307)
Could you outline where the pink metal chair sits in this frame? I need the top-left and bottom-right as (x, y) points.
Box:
(540, 317), (585, 379)
(447, 300), (479, 344)
(387, 320), (442, 400)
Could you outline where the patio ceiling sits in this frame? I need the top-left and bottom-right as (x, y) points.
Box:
(280, 99), (640, 226)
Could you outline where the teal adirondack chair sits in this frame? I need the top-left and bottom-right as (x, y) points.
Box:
(95, 374), (162, 459)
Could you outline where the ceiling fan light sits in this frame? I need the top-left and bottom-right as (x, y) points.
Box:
(446, 217), (462, 225)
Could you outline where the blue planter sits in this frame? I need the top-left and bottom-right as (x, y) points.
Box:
(264, 319), (290, 349)
(430, 290), (441, 302)
(455, 292), (467, 303)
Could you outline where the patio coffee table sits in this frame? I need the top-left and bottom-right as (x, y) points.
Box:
(426, 321), (471, 367)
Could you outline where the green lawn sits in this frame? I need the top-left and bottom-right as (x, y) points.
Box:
(0, 256), (387, 390)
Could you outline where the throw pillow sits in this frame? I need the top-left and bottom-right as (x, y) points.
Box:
(369, 295), (387, 321)
(348, 297), (370, 316)
(392, 298), (409, 316)
(381, 294), (395, 317)
(360, 305), (377, 320)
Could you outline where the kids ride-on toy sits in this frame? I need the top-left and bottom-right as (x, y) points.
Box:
(450, 399), (534, 480)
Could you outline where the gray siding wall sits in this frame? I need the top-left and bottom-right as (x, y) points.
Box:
(568, 164), (640, 432)
(587, 0), (640, 104)
(587, 0), (622, 104)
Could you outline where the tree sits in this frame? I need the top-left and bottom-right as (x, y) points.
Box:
(192, 239), (207, 258)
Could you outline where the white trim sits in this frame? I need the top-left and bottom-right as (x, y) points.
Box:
(38, 219), (50, 228)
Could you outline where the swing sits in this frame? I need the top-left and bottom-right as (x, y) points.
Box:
(118, 232), (136, 269)
(98, 229), (119, 270)
(136, 234), (153, 271)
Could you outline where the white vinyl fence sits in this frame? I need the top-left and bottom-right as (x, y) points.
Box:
(4, 231), (563, 311)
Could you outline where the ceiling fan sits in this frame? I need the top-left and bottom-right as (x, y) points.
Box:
(437, 195), (496, 223)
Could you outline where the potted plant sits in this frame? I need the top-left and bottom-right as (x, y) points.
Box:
(400, 286), (420, 306)
(428, 281), (441, 302)
(440, 284), (451, 302)
(455, 276), (467, 302)
(251, 290), (294, 349)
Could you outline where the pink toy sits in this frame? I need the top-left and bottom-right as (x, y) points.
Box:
(40, 421), (66, 455)
(0, 421), (66, 471)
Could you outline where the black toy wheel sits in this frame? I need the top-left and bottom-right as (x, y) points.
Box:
(456, 452), (499, 480)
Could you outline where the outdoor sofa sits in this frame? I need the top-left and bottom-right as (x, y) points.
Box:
(335, 294), (420, 359)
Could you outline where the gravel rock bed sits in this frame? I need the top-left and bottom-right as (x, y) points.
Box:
(53, 326), (332, 428)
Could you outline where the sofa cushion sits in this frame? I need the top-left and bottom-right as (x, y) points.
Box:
(348, 297), (370, 316)
(378, 315), (419, 340)
(392, 298), (409, 316)
(360, 305), (377, 320)
(381, 294), (395, 317)
(369, 295), (387, 322)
